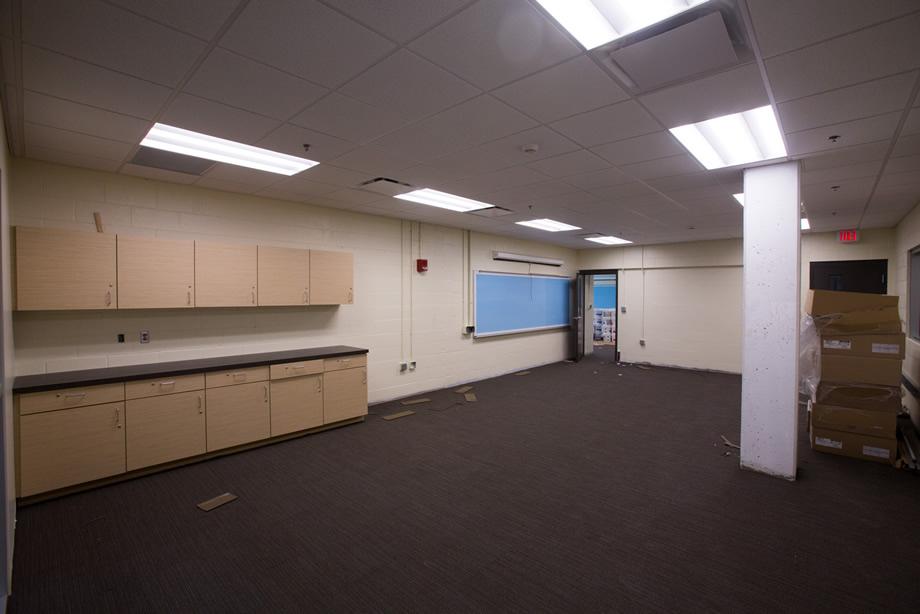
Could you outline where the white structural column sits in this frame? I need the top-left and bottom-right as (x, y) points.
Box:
(740, 161), (801, 480)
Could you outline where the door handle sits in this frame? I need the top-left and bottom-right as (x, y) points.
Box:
(114, 407), (122, 429)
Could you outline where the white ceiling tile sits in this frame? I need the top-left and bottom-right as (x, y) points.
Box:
(122, 163), (200, 184)
(23, 0), (206, 86)
(293, 164), (367, 188)
(340, 49), (479, 122)
(429, 126), (578, 176)
(885, 154), (920, 174)
(184, 49), (327, 120)
(892, 133), (920, 158)
(194, 175), (263, 194)
(902, 108), (920, 136)
(328, 145), (419, 176)
(803, 160), (883, 185)
(525, 149), (610, 178)
(483, 180), (577, 207)
(22, 46), (172, 119)
(765, 14), (920, 102)
(317, 188), (387, 206)
(199, 164), (282, 189)
(322, 0), (473, 43)
(492, 55), (628, 123)
(591, 131), (685, 166)
(638, 64), (768, 127)
(785, 112), (900, 156)
(25, 122), (134, 161)
(26, 146), (122, 172)
(370, 95), (536, 161)
(619, 154), (703, 180)
(107, 0), (241, 40)
(803, 177), (875, 213)
(564, 168), (633, 191)
(161, 93), (281, 143)
(878, 170), (920, 189)
(861, 209), (912, 229)
(550, 100), (660, 148)
(409, 0), (580, 90)
(397, 164), (466, 188)
(748, 0), (920, 58)
(778, 73), (916, 133)
(291, 92), (409, 143)
(23, 90), (151, 144)
(799, 141), (890, 169)
(220, 0), (395, 88)
(255, 123), (355, 163)
(445, 165), (547, 194)
(262, 175), (341, 198)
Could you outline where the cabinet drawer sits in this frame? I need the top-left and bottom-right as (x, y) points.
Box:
(323, 355), (366, 372)
(205, 366), (269, 388)
(125, 373), (205, 400)
(19, 401), (126, 496)
(270, 360), (323, 380)
(19, 383), (125, 415)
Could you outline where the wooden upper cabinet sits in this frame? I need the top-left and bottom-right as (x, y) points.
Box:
(195, 241), (258, 307)
(15, 226), (116, 310)
(117, 236), (194, 309)
(258, 246), (309, 306)
(309, 250), (353, 305)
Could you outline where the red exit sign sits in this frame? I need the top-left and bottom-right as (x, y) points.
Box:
(838, 229), (859, 243)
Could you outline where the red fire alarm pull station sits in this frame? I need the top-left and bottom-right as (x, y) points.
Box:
(416, 259), (428, 273)
(838, 229), (859, 243)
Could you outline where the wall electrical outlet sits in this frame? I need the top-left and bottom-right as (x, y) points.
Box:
(408, 361), (417, 371)
(639, 339), (646, 347)
(140, 330), (151, 344)
(400, 362), (408, 372)
(621, 305), (627, 314)
(117, 333), (125, 343)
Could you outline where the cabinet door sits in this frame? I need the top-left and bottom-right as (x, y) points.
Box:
(195, 241), (258, 307)
(323, 367), (367, 424)
(126, 391), (206, 471)
(19, 402), (126, 496)
(15, 226), (116, 310)
(117, 235), (194, 309)
(258, 246), (309, 306)
(270, 374), (323, 436)
(206, 381), (270, 451)
(309, 250), (353, 305)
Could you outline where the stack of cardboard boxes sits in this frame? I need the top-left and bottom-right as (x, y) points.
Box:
(806, 289), (904, 465)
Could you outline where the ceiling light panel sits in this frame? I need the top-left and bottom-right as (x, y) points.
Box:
(516, 218), (582, 232)
(394, 188), (494, 212)
(669, 105), (787, 170)
(536, 0), (709, 50)
(141, 123), (318, 175)
(586, 235), (632, 245)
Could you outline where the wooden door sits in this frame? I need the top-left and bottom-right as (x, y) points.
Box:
(270, 374), (323, 436)
(195, 241), (258, 307)
(309, 250), (353, 305)
(19, 402), (126, 496)
(15, 226), (116, 310)
(126, 391), (206, 471)
(206, 381), (270, 451)
(323, 367), (367, 424)
(117, 235), (195, 308)
(258, 246), (309, 306)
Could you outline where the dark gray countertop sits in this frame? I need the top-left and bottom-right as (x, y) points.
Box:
(13, 346), (368, 393)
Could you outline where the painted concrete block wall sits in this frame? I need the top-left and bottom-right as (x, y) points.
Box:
(894, 200), (920, 429)
(9, 159), (575, 403)
(799, 228), (895, 304)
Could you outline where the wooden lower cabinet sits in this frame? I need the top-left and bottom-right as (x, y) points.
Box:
(270, 375), (323, 436)
(126, 391), (206, 471)
(206, 381), (270, 451)
(19, 402), (126, 497)
(323, 367), (367, 424)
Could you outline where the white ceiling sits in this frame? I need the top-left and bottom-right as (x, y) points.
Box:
(1, 0), (919, 248)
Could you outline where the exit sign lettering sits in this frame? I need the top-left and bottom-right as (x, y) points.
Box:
(838, 229), (859, 243)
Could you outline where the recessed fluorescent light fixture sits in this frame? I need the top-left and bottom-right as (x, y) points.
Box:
(801, 218), (810, 230)
(516, 218), (582, 232)
(140, 123), (318, 175)
(394, 188), (494, 212)
(535, 0), (709, 50)
(586, 235), (632, 245)
(669, 105), (787, 170)
(733, 193), (744, 205)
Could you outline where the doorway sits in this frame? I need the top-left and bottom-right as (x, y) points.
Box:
(809, 259), (887, 294)
(573, 270), (618, 362)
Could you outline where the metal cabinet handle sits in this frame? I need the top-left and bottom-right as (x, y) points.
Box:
(251, 287), (256, 304)
(263, 385), (268, 401)
(303, 289), (308, 304)
(197, 395), (203, 414)
(231, 372), (247, 381)
(315, 378), (322, 394)
(158, 380), (176, 388)
(362, 369), (367, 385)
(59, 392), (86, 399)
(114, 407), (122, 429)
(105, 287), (112, 306)
(292, 365), (305, 371)
(347, 288), (353, 303)
(187, 288), (192, 306)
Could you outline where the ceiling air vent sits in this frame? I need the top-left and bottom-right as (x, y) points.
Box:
(128, 146), (215, 175)
(592, 0), (752, 93)
(358, 177), (414, 196)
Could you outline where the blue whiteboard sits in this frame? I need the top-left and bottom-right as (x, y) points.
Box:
(474, 272), (572, 337)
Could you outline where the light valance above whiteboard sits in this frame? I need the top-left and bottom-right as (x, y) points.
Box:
(474, 271), (572, 338)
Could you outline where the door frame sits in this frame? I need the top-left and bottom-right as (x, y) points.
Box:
(574, 269), (619, 362)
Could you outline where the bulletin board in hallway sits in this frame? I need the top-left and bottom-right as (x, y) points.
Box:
(474, 271), (572, 338)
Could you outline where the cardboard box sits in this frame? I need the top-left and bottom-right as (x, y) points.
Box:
(806, 289), (900, 335)
(820, 333), (905, 359)
(820, 354), (902, 386)
(815, 381), (901, 413)
(810, 424), (896, 465)
(811, 402), (896, 438)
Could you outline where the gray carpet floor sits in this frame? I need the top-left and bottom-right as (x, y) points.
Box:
(8, 349), (920, 613)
